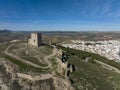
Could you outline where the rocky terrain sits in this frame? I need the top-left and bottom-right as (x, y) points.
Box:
(0, 52), (74, 90)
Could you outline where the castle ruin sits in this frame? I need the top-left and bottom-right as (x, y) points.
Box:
(28, 33), (42, 47)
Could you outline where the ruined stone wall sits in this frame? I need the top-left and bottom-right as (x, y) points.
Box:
(56, 49), (75, 78)
(0, 58), (75, 90)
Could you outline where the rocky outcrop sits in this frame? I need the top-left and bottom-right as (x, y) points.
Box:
(16, 78), (55, 90)
(53, 77), (75, 90)
(0, 58), (75, 90)
(0, 58), (20, 90)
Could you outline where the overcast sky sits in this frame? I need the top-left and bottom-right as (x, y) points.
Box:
(0, 0), (120, 31)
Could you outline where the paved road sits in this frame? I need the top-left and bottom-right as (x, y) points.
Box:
(95, 60), (120, 73)
(4, 44), (57, 69)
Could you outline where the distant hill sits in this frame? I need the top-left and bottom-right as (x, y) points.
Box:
(0, 29), (12, 33)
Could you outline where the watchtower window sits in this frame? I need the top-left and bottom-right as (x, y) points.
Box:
(34, 40), (35, 42)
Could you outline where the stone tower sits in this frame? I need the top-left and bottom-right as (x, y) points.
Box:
(28, 33), (42, 47)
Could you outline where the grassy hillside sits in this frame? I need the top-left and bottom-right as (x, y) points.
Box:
(0, 42), (52, 73)
(58, 46), (120, 90)
(8, 43), (53, 66)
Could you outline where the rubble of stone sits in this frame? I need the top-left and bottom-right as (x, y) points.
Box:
(53, 77), (75, 90)
(0, 58), (75, 90)
(56, 49), (75, 78)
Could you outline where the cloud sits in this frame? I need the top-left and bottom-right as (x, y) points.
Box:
(91, 0), (113, 16)
(100, 0), (120, 17)
(79, 0), (116, 16)
(106, 10), (120, 17)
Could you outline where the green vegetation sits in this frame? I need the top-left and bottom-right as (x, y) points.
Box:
(50, 57), (58, 69)
(0, 42), (11, 51)
(37, 44), (53, 55)
(21, 56), (47, 67)
(3, 54), (50, 73)
(85, 43), (93, 46)
(8, 43), (53, 67)
(0, 42), (12, 57)
(0, 43), (51, 73)
(58, 45), (120, 70)
(58, 45), (120, 90)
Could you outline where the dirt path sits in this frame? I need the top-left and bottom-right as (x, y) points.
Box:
(94, 60), (120, 73)
(4, 44), (57, 69)
(44, 45), (58, 68)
